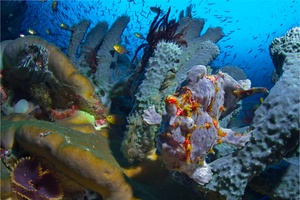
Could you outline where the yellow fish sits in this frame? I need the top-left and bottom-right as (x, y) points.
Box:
(134, 32), (145, 39)
(27, 28), (37, 35)
(113, 44), (128, 54)
(259, 97), (264, 104)
(60, 23), (70, 30)
(106, 114), (126, 125)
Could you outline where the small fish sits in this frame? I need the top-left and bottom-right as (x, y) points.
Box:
(106, 114), (126, 125)
(150, 6), (161, 14)
(27, 28), (37, 35)
(52, 1), (58, 11)
(60, 23), (70, 30)
(134, 32), (145, 39)
(113, 44), (128, 54)
(45, 29), (52, 35)
(259, 97), (264, 104)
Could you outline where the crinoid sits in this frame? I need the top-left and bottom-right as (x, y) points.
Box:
(80, 46), (98, 74)
(131, 7), (187, 68)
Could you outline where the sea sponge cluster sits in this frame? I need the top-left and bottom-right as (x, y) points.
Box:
(122, 41), (182, 162)
(156, 65), (252, 185)
(200, 27), (300, 200)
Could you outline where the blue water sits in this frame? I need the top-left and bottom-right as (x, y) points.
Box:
(20, 0), (299, 91)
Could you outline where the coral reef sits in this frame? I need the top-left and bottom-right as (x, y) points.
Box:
(122, 41), (183, 162)
(156, 65), (267, 185)
(198, 27), (300, 200)
(1, 114), (134, 200)
(2, 4), (298, 200)
(122, 13), (224, 162)
(1, 36), (107, 119)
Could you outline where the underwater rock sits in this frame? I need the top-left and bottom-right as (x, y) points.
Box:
(155, 65), (256, 185)
(1, 36), (108, 119)
(201, 28), (300, 200)
(1, 115), (135, 200)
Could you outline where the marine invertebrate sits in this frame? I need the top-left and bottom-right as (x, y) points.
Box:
(122, 41), (183, 162)
(80, 46), (98, 74)
(1, 114), (135, 200)
(156, 65), (267, 185)
(132, 7), (187, 68)
(11, 157), (63, 200)
(50, 106), (77, 121)
(199, 27), (300, 200)
(1, 36), (108, 119)
(269, 26), (300, 77)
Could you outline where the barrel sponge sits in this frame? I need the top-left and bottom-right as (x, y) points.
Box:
(2, 36), (107, 118)
(1, 118), (134, 200)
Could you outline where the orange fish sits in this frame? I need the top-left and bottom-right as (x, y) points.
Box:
(113, 44), (128, 54)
